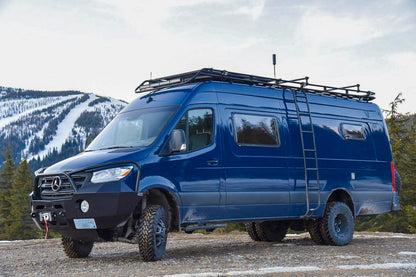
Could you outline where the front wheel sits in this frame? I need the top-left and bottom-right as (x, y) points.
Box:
(255, 221), (289, 242)
(245, 222), (261, 241)
(138, 205), (169, 261)
(62, 237), (94, 258)
(320, 202), (354, 246)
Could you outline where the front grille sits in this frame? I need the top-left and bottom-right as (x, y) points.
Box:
(38, 173), (88, 200)
(72, 174), (87, 189)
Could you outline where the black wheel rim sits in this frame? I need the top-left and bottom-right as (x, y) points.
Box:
(155, 218), (166, 248)
(334, 214), (347, 236)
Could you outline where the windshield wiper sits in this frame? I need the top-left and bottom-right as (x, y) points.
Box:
(86, 146), (135, 152)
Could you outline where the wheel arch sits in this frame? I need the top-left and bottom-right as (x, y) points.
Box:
(142, 187), (180, 232)
(326, 189), (355, 217)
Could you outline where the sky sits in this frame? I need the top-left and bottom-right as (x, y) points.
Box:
(0, 0), (415, 113)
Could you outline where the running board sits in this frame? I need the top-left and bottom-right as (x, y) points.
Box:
(183, 224), (227, 233)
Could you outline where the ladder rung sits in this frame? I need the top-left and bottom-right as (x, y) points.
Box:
(306, 168), (318, 171)
(301, 130), (314, 134)
(307, 187), (320, 190)
(304, 149), (316, 152)
(295, 95), (307, 98)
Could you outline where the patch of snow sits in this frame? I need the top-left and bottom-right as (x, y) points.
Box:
(398, 251), (416, 255)
(22, 124), (50, 159)
(0, 95), (80, 129)
(286, 234), (302, 237)
(29, 94), (98, 161)
(335, 255), (360, 259)
(273, 243), (292, 246)
(163, 262), (416, 277)
(337, 263), (416, 270)
(354, 234), (415, 239)
(85, 98), (125, 124)
(163, 273), (219, 277)
(0, 240), (25, 244)
(162, 266), (323, 277)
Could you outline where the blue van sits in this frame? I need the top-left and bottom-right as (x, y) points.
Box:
(30, 68), (400, 261)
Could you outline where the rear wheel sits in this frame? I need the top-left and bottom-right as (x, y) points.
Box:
(320, 202), (354, 246)
(307, 219), (326, 245)
(255, 221), (289, 242)
(245, 222), (261, 241)
(62, 237), (94, 258)
(138, 205), (168, 261)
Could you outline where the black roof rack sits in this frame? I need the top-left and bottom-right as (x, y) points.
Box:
(135, 68), (375, 101)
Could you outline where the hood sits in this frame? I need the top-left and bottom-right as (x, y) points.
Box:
(43, 147), (152, 174)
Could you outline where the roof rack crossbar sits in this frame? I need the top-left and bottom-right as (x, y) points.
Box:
(134, 68), (375, 101)
(324, 84), (360, 92)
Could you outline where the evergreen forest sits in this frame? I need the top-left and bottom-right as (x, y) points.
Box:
(0, 95), (415, 240)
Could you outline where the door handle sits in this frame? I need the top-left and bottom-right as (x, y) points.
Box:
(206, 159), (219, 165)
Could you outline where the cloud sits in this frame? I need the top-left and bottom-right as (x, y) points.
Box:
(93, 0), (225, 31)
(226, 0), (265, 20)
(295, 7), (384, 53)
(1, 0), (415, 113)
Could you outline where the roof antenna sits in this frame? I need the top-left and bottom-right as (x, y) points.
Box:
(272, 53), (277, 78)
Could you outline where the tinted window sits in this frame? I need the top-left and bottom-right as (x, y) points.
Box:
(233, 114), (279, 146)
(341, 124), (366, 140)
(175, 108), (214, 152)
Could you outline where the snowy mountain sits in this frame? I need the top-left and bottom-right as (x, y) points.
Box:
(0, 86), (127, 170)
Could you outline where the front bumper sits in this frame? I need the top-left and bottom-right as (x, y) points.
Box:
(30, 167), (141, 241)
(31, 191), (141, 240)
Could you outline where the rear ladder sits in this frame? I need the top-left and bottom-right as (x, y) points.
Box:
(292, 89), (321, 217)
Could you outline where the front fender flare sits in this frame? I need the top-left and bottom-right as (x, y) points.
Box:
(138, 175), (182, 206)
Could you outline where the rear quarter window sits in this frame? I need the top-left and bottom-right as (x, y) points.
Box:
(341, 123), (366, 140)
(232, 113), (280, 147)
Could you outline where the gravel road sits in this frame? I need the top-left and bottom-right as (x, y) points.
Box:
(1, 231), (415, 277)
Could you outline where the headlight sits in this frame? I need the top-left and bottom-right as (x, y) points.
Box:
(34, 167), (47, 176)
(91, 166), (133, 183)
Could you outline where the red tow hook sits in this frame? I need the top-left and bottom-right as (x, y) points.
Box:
(44, 218), (49, 240)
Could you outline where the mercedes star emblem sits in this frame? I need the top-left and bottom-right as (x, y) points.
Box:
(51, 176), (62, 192)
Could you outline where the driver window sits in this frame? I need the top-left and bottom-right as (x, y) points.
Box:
(175, 108), (214, 152)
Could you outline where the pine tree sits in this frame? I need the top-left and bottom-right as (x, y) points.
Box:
(0, 149), (15, 237)
(385, 93), (408, 168)
(2, 160), (40, 239)
(356, 94), (416, 233)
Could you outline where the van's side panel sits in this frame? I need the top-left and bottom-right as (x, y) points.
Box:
(286, 93), (394, 217)
(144, 82), (395, 224)
(215, 86), (296, 220)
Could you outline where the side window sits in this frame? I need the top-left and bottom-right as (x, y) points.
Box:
(175, 108), (214, 152)
(232, 113), (280, 147)
(341, 123), (366, 140)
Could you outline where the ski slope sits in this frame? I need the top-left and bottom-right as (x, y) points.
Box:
(29, 94), (98, 161)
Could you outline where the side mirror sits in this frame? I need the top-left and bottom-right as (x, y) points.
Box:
(167, 129), (186, 154)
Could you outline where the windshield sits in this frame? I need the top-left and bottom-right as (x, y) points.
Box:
(86, 106), (177, 151)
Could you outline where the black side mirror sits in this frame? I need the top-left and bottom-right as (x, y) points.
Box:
(164, 129), (186, 155)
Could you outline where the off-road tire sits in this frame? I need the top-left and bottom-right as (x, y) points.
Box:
(245, 222), (261, 241)
(395, 169), (402, 194)
(138, 205), (168, 261)
(307, 219), (326, 245)
(320, 202), (354, 246)
(254, 221), (289, 242)
(61, 237), (94, 258)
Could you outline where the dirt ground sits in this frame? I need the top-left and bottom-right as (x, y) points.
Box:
(1, 231), (415, 277)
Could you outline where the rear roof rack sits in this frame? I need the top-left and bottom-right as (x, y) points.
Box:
(135, 68), (375, 101)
